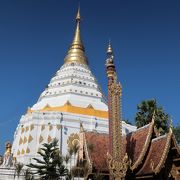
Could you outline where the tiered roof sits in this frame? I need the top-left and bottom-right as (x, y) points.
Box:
(78, 119), (180, 178)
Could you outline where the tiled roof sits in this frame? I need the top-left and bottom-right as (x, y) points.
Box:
(136, 135), (168, 176)
(84, 123), (152, 172)
(85, 132), (109, 171)
(123, 124), (152, 168)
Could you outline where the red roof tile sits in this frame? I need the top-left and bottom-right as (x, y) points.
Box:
(85, 132), (109, 171)
(136, 135), (168, 176)
(84, 123), (152, 172)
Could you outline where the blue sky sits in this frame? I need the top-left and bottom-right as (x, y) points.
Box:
(0, 0), (180, 153)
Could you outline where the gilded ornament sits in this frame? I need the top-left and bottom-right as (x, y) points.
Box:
(67, 133), (80, 149)
(48, 135), (52, 143)
(28, 135), (33, 143)
(23, 136), (27, 144)
(26, 148), (30, 154)
(39, 135), (44, 143)
(41, 124), (45, 131)
(30, 124), (34, 131)
(49, 124), (53, 131)
(56, 124), (61, 130)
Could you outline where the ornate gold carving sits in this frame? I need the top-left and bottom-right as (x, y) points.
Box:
(80, 122), (84, 132)
(23, 136), (27, 144)
(17, 150), (20, 156)
(39, 135), (44, 143)
(78, 132), (84, 160)
(107, 153), (131, 180)
(67, 133), (80, 149)
(30, 124), (34, 131)
(4, 142), (12, 156)
(170, 164), (179, 179)
(56, 124), (61, 130)
(21, 149), (25, 155)
(28, 135), (33, 143)
(151, 128), (173, 174)
(25, 126), (29, 132)
(41, 124), (45, 131)
(19, 137), (23, 145)
(48, 135), (52, 143)
(87, 104), (94, 109)
(131, 119), (155, 171)
(21, 127), (25, 134)
(106, 49), (130, 179)
(49, 124), (53, 131)
(83, 133), (93, 176)
(26, 148), (30, 154)
(65, 100), (72, 106)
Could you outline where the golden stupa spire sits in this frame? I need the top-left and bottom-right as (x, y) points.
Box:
(64, 7), (88, 65)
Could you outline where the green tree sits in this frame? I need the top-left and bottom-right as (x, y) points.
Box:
(14, 162), (24, 179)
(123, 119), (132, 125)
(24, 168), (34, 180)
(28, 139), (68, 180)
(174, 125), (180, 144)
(135, 99), (169, 135)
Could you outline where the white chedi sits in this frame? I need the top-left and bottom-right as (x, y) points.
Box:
(11, 9), (136, 165)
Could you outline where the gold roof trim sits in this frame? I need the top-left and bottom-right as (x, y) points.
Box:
(131, 118), (155, 171)
(28, 103), (108, 119)
(87, 104), (94, 109)
(64, 8), (88, 65)
(152, 127), (173, 174)
(83, 133), (93, 175)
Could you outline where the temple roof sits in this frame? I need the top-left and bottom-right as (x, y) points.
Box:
(80, 121), (180, 177)
(83, 121), (154, 172)
(136, 134), (169, 176)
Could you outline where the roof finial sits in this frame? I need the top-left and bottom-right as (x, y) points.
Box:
(107, 39), (113, 55)
(76, 4), (81, 22)
(170, 116), (173, 129)
(64, 6), (88, 65)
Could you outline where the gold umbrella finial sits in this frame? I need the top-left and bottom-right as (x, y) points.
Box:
(64, 6), (88, 65)
(107, 39), (113, 55)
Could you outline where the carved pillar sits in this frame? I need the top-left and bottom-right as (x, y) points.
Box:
(106, 43), (130, 180)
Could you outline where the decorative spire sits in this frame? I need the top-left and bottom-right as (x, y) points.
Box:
(107, 39), (113, 55)
(76, 6), (81, 21)
(106, 42), (130, 179)
(64, 7), (88, 65)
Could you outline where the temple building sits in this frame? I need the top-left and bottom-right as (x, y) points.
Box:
(2, 7), (179, 180)
(11, 8), (136, 165)
(69, 43), (180, 179)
